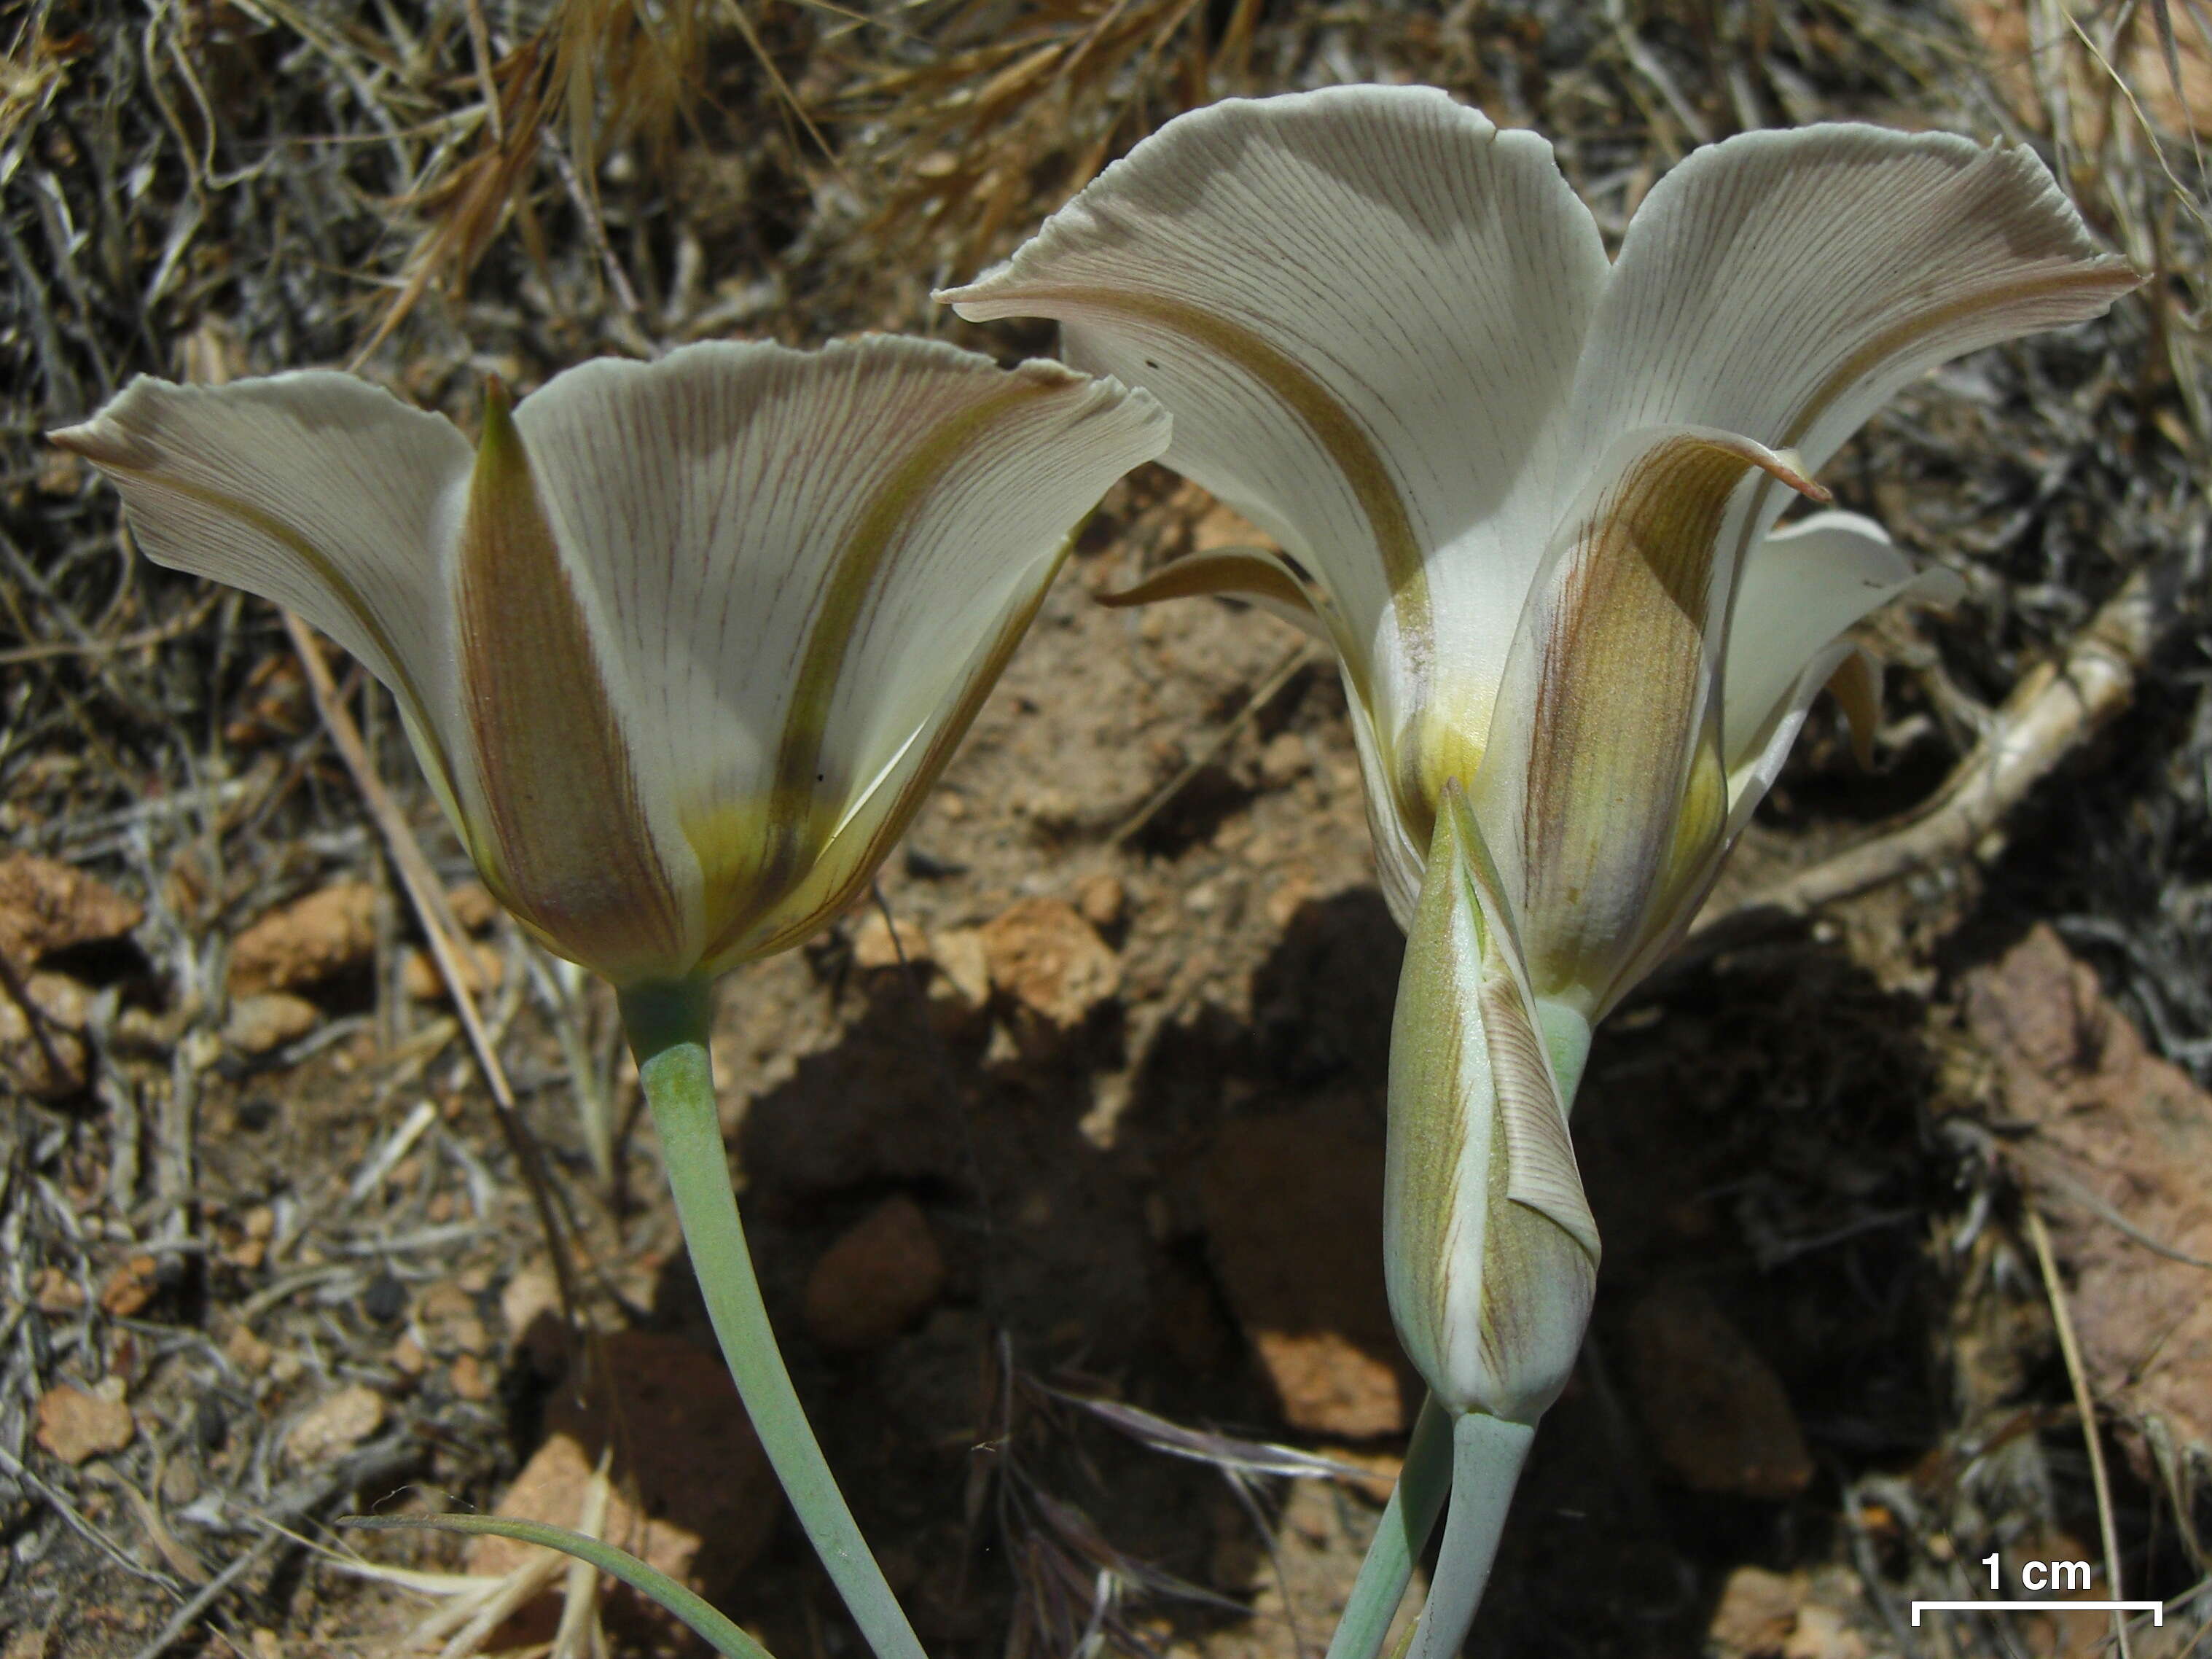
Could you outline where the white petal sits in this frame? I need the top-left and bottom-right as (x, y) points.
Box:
(1566, 128), (2130, 643)
(732, 544), (1066, 965)
(447, 385), (697, 985)
(51, 372), (473, 768)
(942, 85), (1609, 734)
(1573, 124), (2137, 481)
(1722, 510), (1963, 778)
(1348, 676), (1428, 931)
(1472, 424), (1821, 1011)
(508, 336), (1169, 967)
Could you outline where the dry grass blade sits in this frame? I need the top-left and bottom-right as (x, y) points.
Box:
(836, 0), (1224, 276)
(2025, 1206), (2133, 1659)
(1053, 1389), (1389, 1488)
(356, 0), (859, 358)
(282, 614), (588, 1352)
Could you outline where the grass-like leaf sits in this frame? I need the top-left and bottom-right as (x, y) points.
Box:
(342, 1512), (774, 1659)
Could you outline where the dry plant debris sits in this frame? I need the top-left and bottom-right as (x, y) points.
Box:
(1, 0), (2207, 1655)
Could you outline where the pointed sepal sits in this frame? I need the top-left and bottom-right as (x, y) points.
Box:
(1383, 781), (1598, 1424)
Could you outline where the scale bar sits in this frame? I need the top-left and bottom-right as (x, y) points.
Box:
(1910, 1601), (2163, 1626)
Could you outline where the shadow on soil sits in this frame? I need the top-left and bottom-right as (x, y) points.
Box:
(623, 890), (1943, 1658)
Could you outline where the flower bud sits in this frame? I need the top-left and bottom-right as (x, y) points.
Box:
(1383, 781), (1599, 1423)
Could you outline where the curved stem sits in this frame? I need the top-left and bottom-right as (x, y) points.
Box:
(620, 980), (926, 1659)
(1405, 1413), (1536, 1659)
(1324, 1393), (1455, 1659)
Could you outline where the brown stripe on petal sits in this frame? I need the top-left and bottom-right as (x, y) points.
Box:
(701, 543), (1067, 972)
(1779, 265), (2141, 456)
(1517, 434), (1818, 1004)
(456, 383), (687, 983)
(697, 379), (1072, 961)
(1016, 286), (1429, 709)
(1102, 548), (1319, 622)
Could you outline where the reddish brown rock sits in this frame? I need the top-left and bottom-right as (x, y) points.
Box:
(1626, 1282), (1813, 1499)
(1963, 924), (2212, 1460)
(468, 1330), (779, 1642)
(0, 853), (141, 964)
(222, 991), (321, 1056)
(447, 1354), (494, 1402)
(399, 941), (503, 1002)
(1707, 1566), (1799, 1657)
(926, 926), (993, 1037)
(1708, 1566), (1796, 1654)
(445, 881), (499, 933)
(1200, 1105), (1412, 1438)
(980, 897), (1120, 1058)
(1075, 873), (1127, 932)
(0, 974), (91, 1097)
(851, 910), (931, 973)
(35, 1383), (134, 1465)
(99, 1255), (160, 1318)
(414, 1281), (490, 1357)
(1705, 1567), (1868, 1659)
(227, 881), (376, 996)
(30, 1266), (83, 1314)
(804, 1195), (947, 1351)
(283, 1384), (386, 1468)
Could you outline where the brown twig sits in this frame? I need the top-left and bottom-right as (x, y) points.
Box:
(1707, 563), (2168, 934)
(1109, 641), (1313, 847)
(282, 612), (588, 1353)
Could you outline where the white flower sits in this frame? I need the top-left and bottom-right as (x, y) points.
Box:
(942, 87), (2135, 1020)
(56, 338), (1168, 988)
(943, 85), (2134, 1429)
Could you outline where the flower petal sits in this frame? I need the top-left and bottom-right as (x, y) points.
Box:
(1566, 128), (2132, 655)
(725, 544), (1063, 967)
(50, 372), (473, 781)
(1386, 781), (1597, 1422)
(942, 85), (1609, 729)
(1099, 546), (1330, 643)
(454, 383), (692, 985)
(1473, 425), (1824, 1012)
(1600, 632), (1899, 1018)
(1573, 124), (2138, 483)
(1722, 510), (1963, 780)
(505, 336), (1169, 967)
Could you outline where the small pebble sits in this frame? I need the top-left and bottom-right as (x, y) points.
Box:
(361, 1272), (407, 1324)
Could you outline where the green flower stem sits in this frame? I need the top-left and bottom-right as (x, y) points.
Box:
(1324, 1393), (1455, 1659)
(1404, 1412), (1536, 1659)
(620, 980), (926, 1659)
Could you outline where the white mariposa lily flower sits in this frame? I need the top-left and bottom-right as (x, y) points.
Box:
(55, 338), (1169, 990)
(943, 98), (2136, 1583)
(942, 87), (2137, 1028)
